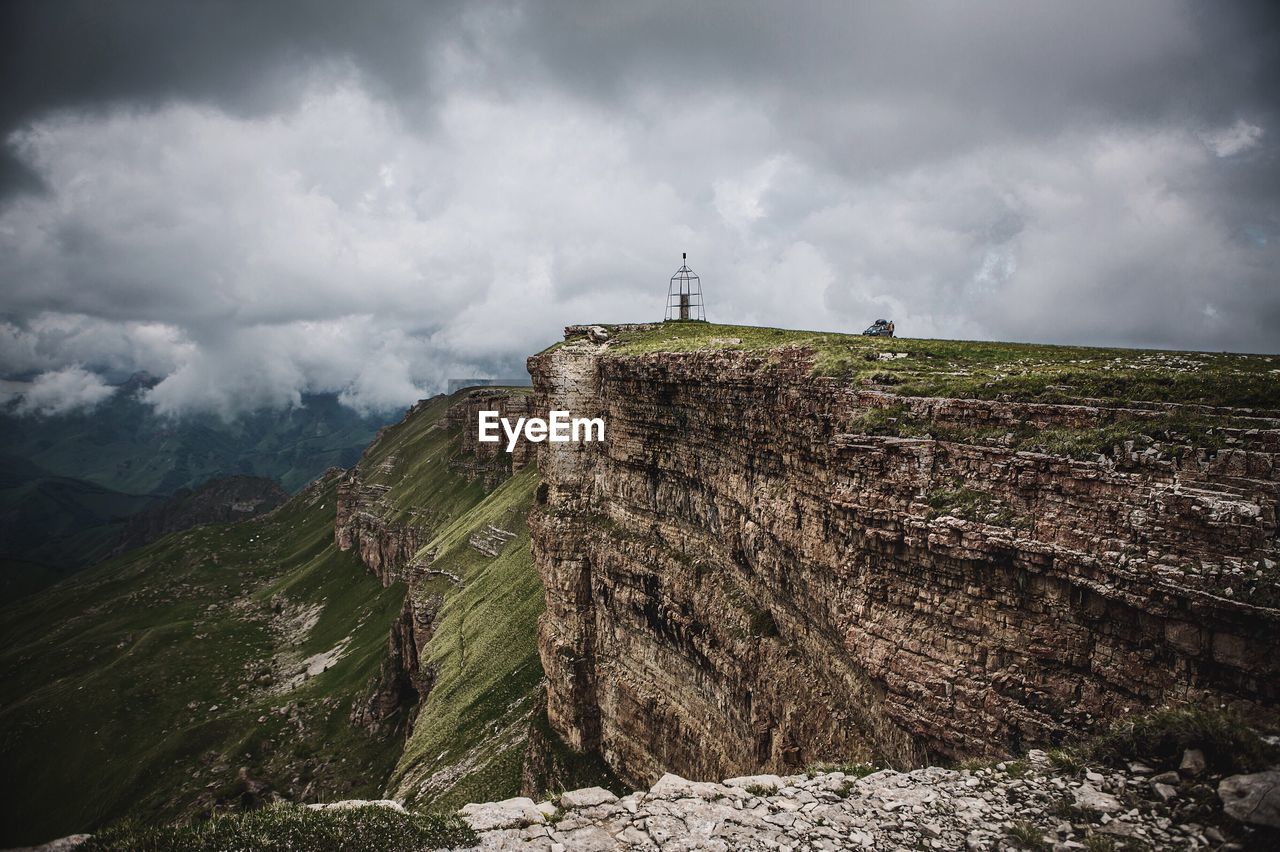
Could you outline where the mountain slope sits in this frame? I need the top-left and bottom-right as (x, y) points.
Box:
(0, 459), (158, 596)
(111, 474), (289, 556)
(388, 464), (545, 810)
(0, 472), (406, 846)
(329, 388), (569, 808)
(0, 386), (574, 846)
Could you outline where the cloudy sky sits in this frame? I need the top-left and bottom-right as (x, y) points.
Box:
(1, 1), (1277, 418)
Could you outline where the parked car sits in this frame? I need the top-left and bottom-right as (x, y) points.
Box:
(862, 319), (895, 337)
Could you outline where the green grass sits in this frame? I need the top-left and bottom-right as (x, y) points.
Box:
(1047, 747), (1084, 774)
(83, 804), (475, 851)
(591, 321), (1280, 410)
(388, 465), (547, 811)
(0, 475), (407, 846)
(1006, 820), (1050, 850)
(925, 482), (1024, 527)
(1086, 706), (1280, 775)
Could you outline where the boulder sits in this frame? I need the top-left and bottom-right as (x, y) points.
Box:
(650, 772), (695, 798)
(1218, 770), (1280, 829)
(1178, 748), (1206, 776)
(16, 835), (91, 851)
(723, 773), (784, 793)
(587, 325), (610, 343)
(459, 796), (546, 831)
(1072, 783), (1123, 814)
(559, 786), (619, 809)
(307, 799), (406, 813)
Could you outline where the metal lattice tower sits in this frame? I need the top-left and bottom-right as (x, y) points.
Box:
(665, 253), (706, 321)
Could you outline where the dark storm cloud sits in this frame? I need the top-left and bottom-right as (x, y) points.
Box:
(0, 0), (471, 193)
(0, 1), (1277, 417)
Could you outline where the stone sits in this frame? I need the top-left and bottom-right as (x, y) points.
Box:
(587, 325), (610, 343)
(559, 786), (619, 809)
(459, 796), (546, 831)
(724, 774), (784, 793)
(1150, 771), (1180, 786)
(306, 799), (406, 813)
(1152, 783), (1178, 802)
(1218, 770), (1280, 829)
(650, 773), (696, 798)
(1179, 749), (1206, 777)
(1072, 784), (1123, 814)
(17, 835), (91, 851)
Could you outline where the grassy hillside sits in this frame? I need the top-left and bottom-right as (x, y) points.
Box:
(0, 386), (569, 846)
(595, 321), (1280, 410)
(334, 390), (556, 810)
(0, 474), (406, 846)
(390, 465), (546, 811)
(354, 394), (494, 530)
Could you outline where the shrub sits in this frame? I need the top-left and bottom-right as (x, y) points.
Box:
(1086, 707), (1279, 775)
(1006, 820), (1049, 850)
(84, 804), (476, 852)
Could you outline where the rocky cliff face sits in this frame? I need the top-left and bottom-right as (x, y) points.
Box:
(335, 391), (533, 587)
(527, 328), (1280, 790)
(336, 389), (538, 748)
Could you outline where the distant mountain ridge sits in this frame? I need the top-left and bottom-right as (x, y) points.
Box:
(0, 375), (396, 496)
(111, 474), (290, 556)
(0, 458), (158, 598)
(0, 379), (400, 596)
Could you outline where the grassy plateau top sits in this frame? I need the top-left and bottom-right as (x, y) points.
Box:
(565, 321), (1280, 412)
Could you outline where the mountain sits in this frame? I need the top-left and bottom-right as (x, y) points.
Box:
(0, 377), (394, 496)
(3, 323), (1277, 850)
(0, 387), (609, 847)
(111, 474), (289, 556)
(0, 456), (159, 598)
(0, 380), (396, 596)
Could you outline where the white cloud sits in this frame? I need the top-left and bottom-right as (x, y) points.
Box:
(8, 366), (116, 417)
(1200, 119), (1264, 158)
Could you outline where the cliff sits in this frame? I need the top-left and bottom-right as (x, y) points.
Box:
(330, 387), (567, 810)
(528, 322), (1280, 790)
(335, 390), (533, 586)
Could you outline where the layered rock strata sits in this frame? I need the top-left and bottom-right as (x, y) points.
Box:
(528, 335), (1280, 789)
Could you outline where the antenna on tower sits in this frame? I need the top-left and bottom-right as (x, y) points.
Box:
(665, 253), (705, 322)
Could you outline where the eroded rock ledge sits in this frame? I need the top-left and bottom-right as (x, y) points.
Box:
(527, 334), (1280, 788)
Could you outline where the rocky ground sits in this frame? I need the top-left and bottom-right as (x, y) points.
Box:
(456, 749), (1279, 851)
